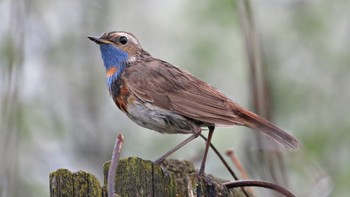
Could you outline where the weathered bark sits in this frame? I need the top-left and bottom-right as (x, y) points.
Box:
(50, 169), (103, 197)
(50, 157), (246, 197)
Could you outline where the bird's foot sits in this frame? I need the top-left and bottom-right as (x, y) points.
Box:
(196, 172), (214, 186)
(154, 159), (170, 177)
(160, 163), (171, 177)
(154, 157), (163, 165)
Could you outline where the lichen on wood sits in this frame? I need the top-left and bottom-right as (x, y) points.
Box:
(103, 157), (177, 197)
(50, 157), (246, 197)
(161, 159), (245, 197)
(50, 169), (102, 197)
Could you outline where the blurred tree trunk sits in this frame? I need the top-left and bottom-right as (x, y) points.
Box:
(0, 0), (27, 196)
(236, 0), (288, 192)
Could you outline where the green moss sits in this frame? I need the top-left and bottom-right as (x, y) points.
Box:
(50, 168), (102, 197)
(51, 157), (245, 197)
(103, 160), (111, 186)
(103, 157), (177, 197)
(73, 170), (102, 197)
(50, 169), (74, 196)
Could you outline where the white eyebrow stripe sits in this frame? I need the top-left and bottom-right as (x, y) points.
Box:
(116, 32), (141, 46)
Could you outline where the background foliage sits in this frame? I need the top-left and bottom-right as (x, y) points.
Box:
(1, 0), (349, 196)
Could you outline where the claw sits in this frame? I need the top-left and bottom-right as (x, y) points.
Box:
(154, 160), (170, 177)
(159, 163), (170, 177)
(197, 172), (214, 186)
(154, 158), (163, 165)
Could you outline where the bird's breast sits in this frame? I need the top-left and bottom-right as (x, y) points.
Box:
(109, 78), (133, 113)
(106, 67), (118, 78)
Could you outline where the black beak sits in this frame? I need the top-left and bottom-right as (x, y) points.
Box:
(87, 36), (110, 44)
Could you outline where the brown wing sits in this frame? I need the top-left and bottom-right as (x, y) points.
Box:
(124, 59), (243, 126)
(124, 58), (299, 149)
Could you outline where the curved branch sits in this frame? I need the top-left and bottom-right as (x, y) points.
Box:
(224, 180), (295, 197)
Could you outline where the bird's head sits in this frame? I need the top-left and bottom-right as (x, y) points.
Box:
(88, 31), (142, 70)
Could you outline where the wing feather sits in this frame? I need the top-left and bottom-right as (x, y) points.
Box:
(124, 59), (239, 125)
(124, 58), (299, 149)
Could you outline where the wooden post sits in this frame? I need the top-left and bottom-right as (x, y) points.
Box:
(49, 157), (246, 197)
(50, 169), (104, 197)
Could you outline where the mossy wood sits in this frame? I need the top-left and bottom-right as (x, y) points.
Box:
(49, 157), (246, 197)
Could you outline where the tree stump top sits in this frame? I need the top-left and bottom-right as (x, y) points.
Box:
(50, 157), (247, 197)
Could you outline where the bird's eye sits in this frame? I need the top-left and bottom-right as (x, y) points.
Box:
(119, 36), (128, 45)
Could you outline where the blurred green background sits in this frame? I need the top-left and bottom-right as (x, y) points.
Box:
(1, 0), (349, 196)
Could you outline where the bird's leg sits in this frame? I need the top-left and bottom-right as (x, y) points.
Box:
(155, 132), (201, 164)
(198, 126), (215, 175)
(195, 126), (215, 186)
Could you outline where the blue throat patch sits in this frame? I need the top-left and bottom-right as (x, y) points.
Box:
(99, 44), (129, 87)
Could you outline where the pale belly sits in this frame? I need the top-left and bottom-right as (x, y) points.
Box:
(125, 100), (201, 135)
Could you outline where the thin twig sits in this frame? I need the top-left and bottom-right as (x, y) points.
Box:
(199, 134), (251, 197)
(226, 150), (254, 195)
(199, 134), (238, 180)
(226, 150), (250, 180)
(224, 180), (296, 197)
(236, 0), (289, 190)
(108, 134), (124, 197)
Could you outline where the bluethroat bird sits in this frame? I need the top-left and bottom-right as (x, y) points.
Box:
(88, 31), (299, 175)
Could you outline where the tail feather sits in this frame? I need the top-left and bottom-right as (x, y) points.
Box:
(237, 108), (299, 149)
